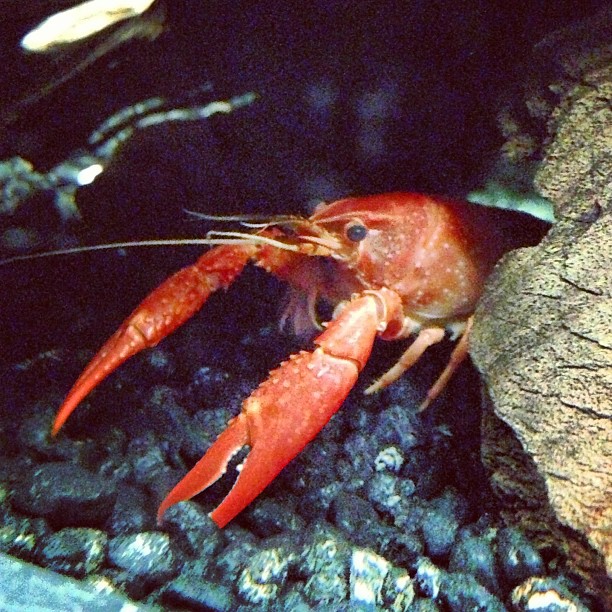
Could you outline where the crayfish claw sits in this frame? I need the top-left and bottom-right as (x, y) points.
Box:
(52, 325), (144, 435)
(157, 412), (250, 526)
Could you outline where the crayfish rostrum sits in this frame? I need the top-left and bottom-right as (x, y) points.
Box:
(51, 192), (548, 527)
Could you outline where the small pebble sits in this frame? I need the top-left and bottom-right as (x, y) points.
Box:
(375, 445), (405, 473)
(108, 531), (178, 585)
(242, 497), (305, 537)
(238, 547), (292, 603)
(214, 537), (260, 583)
(37, 527), (107, 578)
(440, 572), (505, 611)
(350, 548), (390, 607)
(415, 557), (442, 599)
(421, 508), (459, 559)
(495, 526), (544, 588)
(11, 463), (118, 526)
(0, 514), (48, 560)
(449, 533), (500, 595)
(105, 484), (152, 535)
(381, 566), (415, 611)
(512, 576), (590, 612)
(159, 501), (220, 559)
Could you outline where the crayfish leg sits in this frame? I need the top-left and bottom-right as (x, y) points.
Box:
(364, 327), (446, 395)
(418, 317), (473, 411)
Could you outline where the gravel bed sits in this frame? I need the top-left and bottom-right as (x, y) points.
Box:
(0, 269), (598, 611)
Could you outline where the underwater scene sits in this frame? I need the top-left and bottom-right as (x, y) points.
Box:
(0, 1), (610, 610)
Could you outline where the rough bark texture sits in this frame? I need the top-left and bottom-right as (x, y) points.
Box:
(469, 9), (612, 606)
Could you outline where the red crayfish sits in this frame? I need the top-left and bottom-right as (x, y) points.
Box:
(51, 192), (548, 527)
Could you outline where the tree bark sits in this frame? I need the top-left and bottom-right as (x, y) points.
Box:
(470, 9), (612, 607)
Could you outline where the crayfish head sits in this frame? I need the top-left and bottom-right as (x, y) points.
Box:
(306, 193), (433, 283)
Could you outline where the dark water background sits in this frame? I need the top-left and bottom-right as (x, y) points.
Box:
(0, 0), (604, 365)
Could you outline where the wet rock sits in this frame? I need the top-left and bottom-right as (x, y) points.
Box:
(161, 559), (235, 611)
(237, 547), (292, 604)
(349, 548), (390, 607)
(11, 462), (118, 526)
(495, 527), (544, 589)
(36, 527), (107, 578)
(0, 513), (48, 560)
(159, 501), (221, 559)
(241, 497), (306, 537)
(440, 572), (505, 612)
(106, 484), (153, 536)
(107, 531), (179, 586)
(449, 533), (500, 595)
(511, 576), (590, 612)
(421, 508), (459, 560)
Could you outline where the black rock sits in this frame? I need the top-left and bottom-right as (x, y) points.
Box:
(106, 484), (154, 536)
(495, 527), (544, 589)
(378, 528), (424, 570)
(108, 531), (179, 585)
(159, 501), (222, 559)
(11, 462), (118, 526)
(421, 508), (459, 559)
(238, 546), (293, 604)
(329, 492), (381, 546)
(36, 527), (107, 578)
(440, 572), (506, 612)
(161, 559), (235, 611)
(213, 537), (261, 583)
(0, 513), (48, 560)
(449, 533), (500, 595)
(241, 497), (306, 538)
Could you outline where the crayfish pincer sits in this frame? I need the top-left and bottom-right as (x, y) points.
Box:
(51, 192), (548, 527)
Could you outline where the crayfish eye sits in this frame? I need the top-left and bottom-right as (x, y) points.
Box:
(345, 220), (368, 242)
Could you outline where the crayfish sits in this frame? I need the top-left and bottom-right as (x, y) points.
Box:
(50, 192), (548, 527)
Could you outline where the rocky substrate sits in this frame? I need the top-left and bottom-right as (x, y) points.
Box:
(0, 308), (599, 611)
